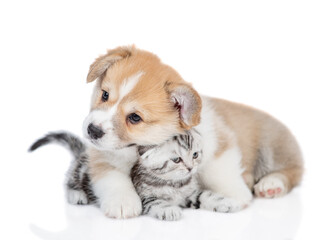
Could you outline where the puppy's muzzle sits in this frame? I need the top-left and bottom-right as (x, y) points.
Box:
(87, 123), (105, 140)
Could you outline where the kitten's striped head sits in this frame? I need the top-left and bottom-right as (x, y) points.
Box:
(138, 129), (203, 181)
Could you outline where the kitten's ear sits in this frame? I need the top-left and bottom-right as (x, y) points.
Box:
(166, 83), (202, 130)
(138, 145), (157, 157)
(189, 128), (203, 149)
(87, 46), (134, 83)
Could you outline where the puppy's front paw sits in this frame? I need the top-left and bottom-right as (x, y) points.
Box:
(153, 206), (182, 221)
(100, 192), (142, 219)
(199, 190), (242, 213)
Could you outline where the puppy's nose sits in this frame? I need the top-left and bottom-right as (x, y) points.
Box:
(87, 123), (105, 140)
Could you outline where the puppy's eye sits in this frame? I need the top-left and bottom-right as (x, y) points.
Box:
(171, 157), (182, 163)
(192, 152), (199, 159)
(101, 90), (109, 102)
(128, 113), (142, 124)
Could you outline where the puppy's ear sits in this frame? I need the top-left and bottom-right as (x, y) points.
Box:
(87, 46), (134, 83)
(166, 83), (202, 130)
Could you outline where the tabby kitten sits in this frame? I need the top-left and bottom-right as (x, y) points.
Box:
(29, 131), (241, 220)
(131, 130), (241, 221)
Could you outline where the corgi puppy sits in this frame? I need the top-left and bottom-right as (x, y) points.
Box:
(83, 46), (303, 218)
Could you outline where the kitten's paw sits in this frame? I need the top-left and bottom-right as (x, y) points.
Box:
(67, 189), (88, 205)
(199, 190), (242, 213)
(100, 192), (142, 219)
(153, 206), (182, 221)
(254, 175), (286, 198)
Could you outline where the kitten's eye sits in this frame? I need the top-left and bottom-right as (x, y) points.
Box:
(193, 152), (199, 159)
(101, 90), (109, 102)
(171, 157), (182, 163)
(128, 113), (142, 124)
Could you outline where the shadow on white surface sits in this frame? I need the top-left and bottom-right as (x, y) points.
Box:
(29, 190), (302, 240)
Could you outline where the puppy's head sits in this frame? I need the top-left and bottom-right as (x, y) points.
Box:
(83, 46), (202, 150)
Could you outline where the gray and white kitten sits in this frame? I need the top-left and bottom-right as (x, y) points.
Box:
(29, 131), (241, 220)
(131, 130), (241, 221)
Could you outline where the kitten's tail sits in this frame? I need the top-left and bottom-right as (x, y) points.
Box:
(28, 132), (86, 158)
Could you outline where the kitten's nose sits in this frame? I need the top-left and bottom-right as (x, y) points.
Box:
(87, 123), (105, 139)
(187, 167), (192, 172)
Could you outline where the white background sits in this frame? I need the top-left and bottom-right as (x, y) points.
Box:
(1, 0), (321, 239)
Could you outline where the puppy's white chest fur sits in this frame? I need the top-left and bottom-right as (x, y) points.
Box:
(196, 96), (252, 205)
(99, 147), (138, 175)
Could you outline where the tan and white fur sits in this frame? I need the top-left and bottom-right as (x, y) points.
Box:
(83, 46), (303, 218)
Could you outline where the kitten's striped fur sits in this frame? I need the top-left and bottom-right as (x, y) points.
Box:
(29, 132), (97, 204)
(30, 131), (242, 220)
(131, 129), (241, 220)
